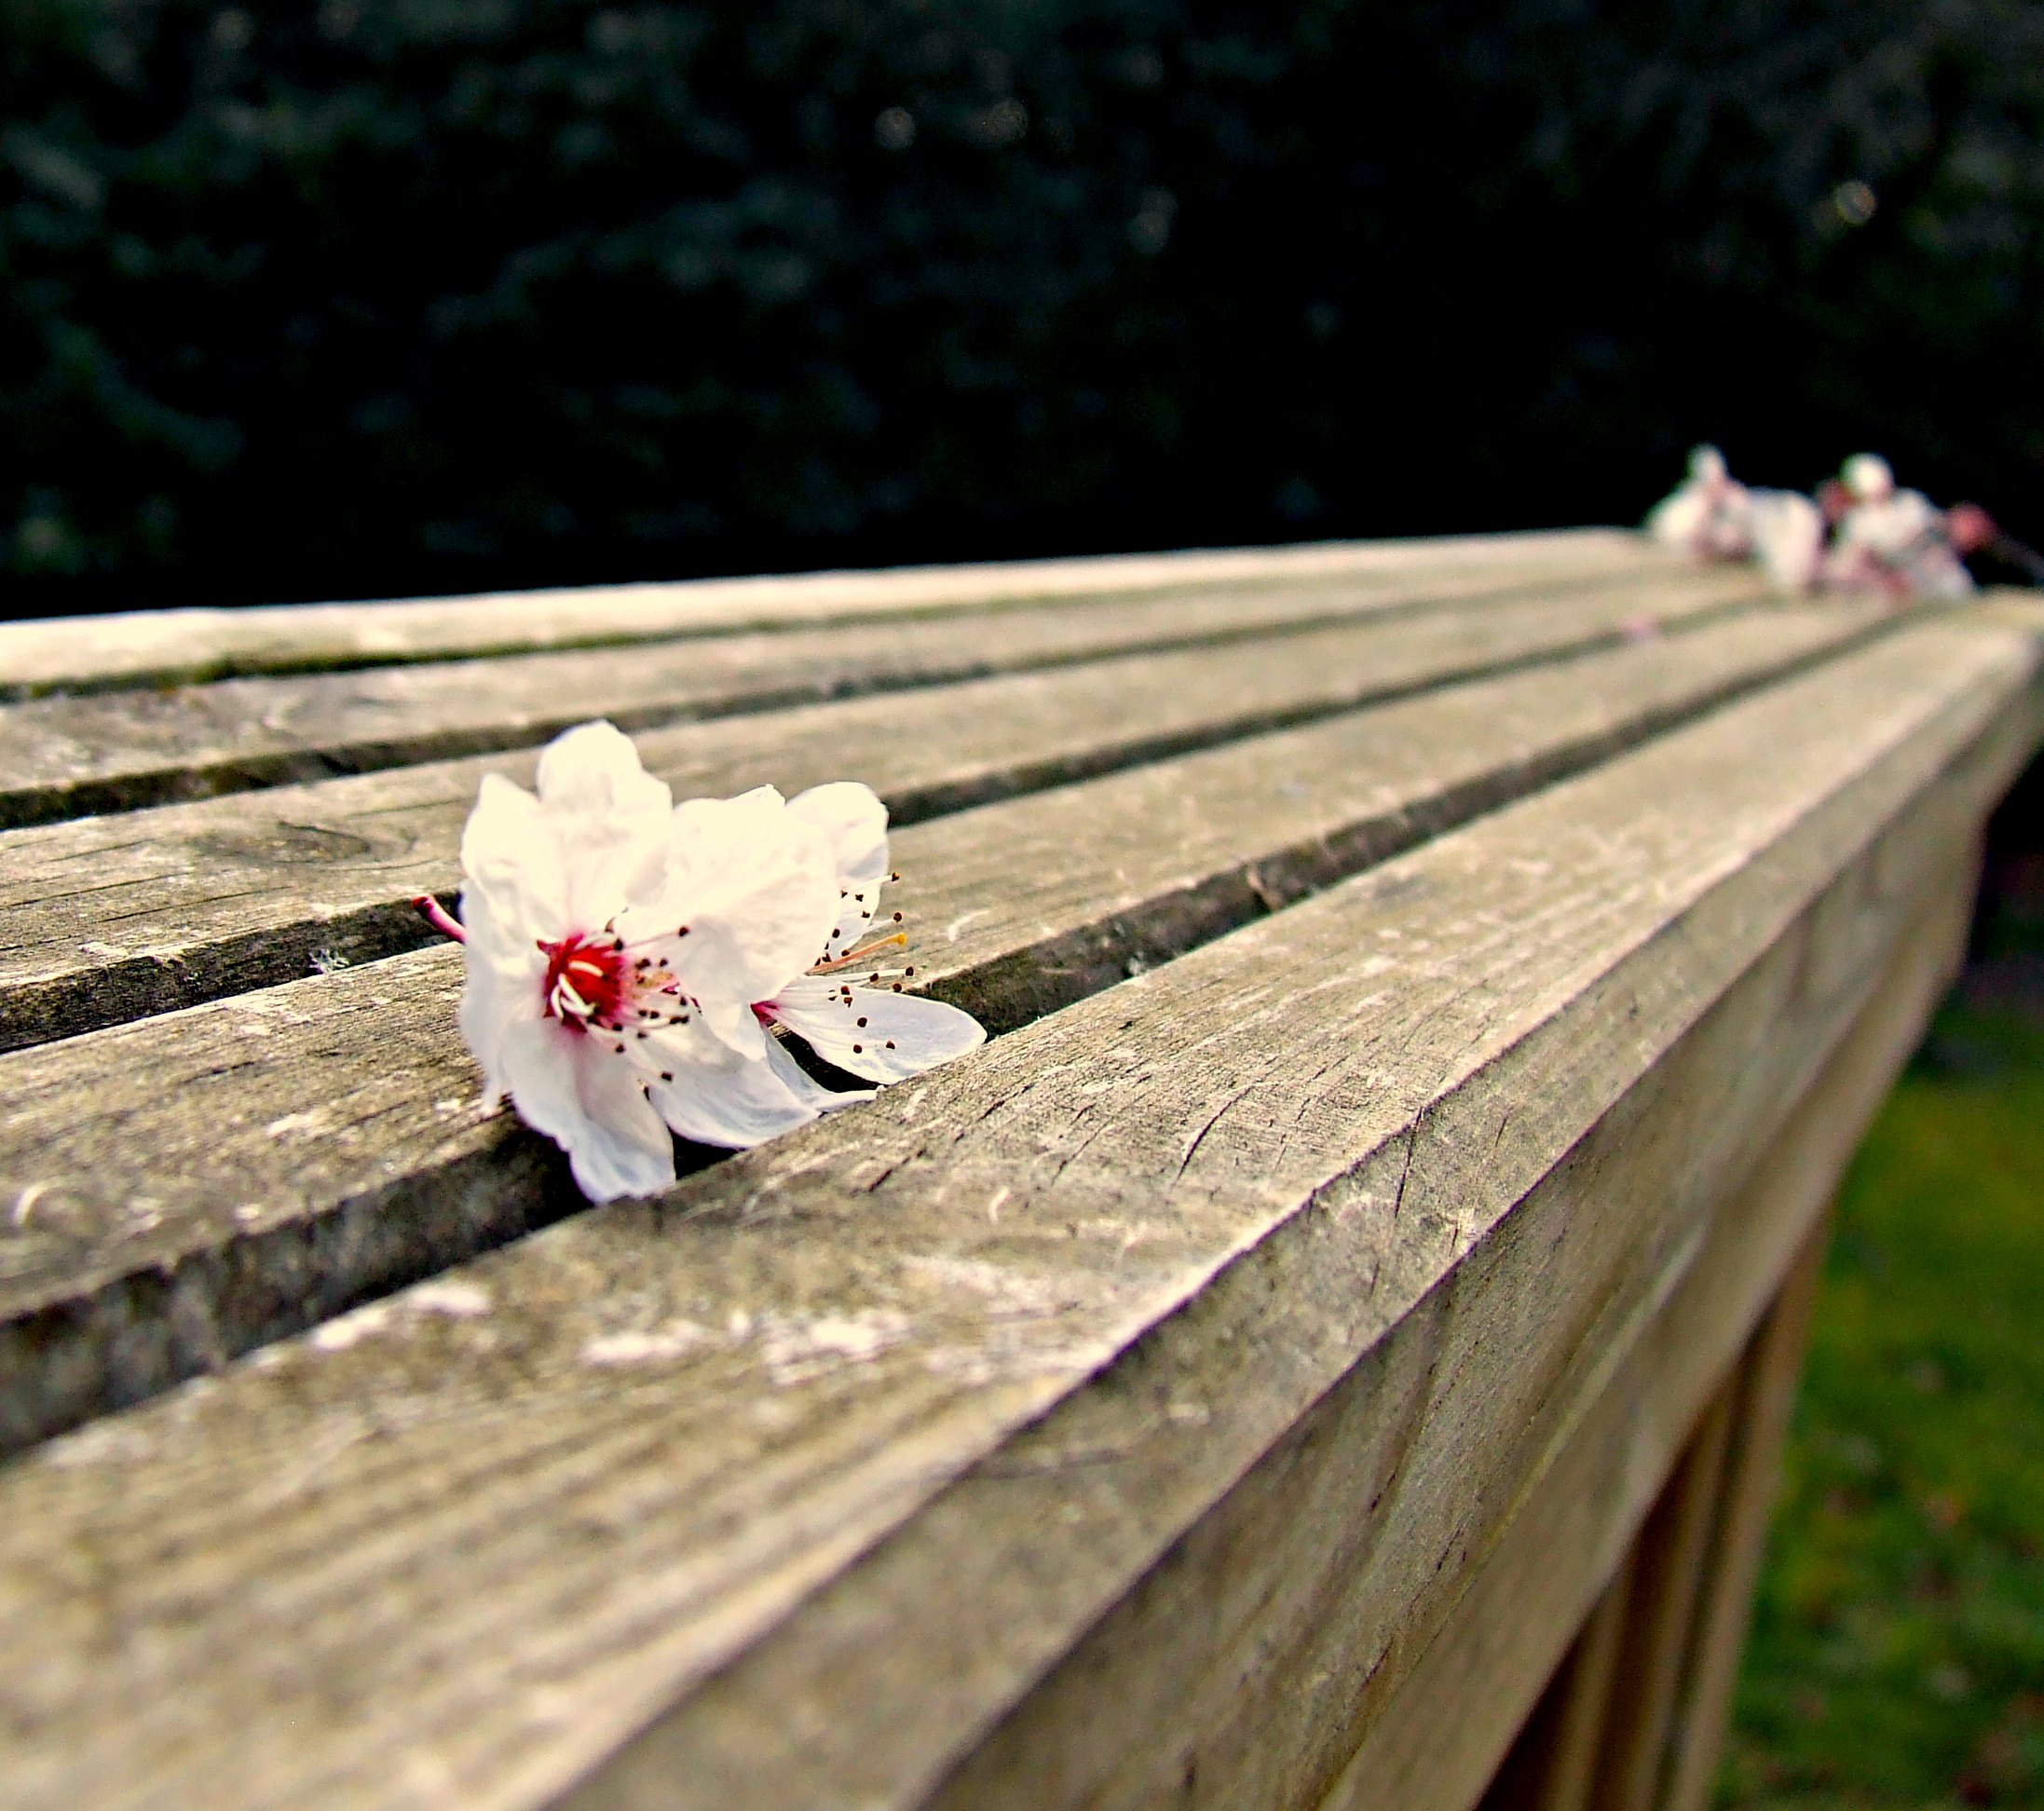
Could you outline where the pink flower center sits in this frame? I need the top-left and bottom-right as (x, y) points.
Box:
(538, 932), (629, 1031)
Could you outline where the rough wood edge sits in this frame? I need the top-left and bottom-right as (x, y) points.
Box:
(1316, 863), (1972, 1811)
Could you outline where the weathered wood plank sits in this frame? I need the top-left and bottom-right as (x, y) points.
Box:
(1656, 1219), (1829, 1811)
(0, 530), (1647, 702)
(1479, 1555), (1637, 1811)
(0, 558), (1752, 830)
(0, 597), (1872, 1054)
(0, 618), (2031, 1811)
(0, 609), (1904, 1448)
(1590, 1386), (1738, 1811)
(897, 731), (1996, 1811)
(1315, 874), (1969, 1811)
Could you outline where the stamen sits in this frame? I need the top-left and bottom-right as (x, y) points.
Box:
(810, 931), (909, 975)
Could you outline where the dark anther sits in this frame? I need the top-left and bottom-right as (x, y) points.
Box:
(893, 912), (904, 922)
(857, 1016), (867, 1028)
(852, 1044), (863, 1054)
(660, 1071), (674, 1082)
(885, 1040), (895, 1049)
(893, 982), (903, 991)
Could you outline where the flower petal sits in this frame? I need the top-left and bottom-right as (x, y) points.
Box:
(666, 791), (838, 1004)
(460, 772), (565, 940)
(789, 782), (889, 883)
(497, 1018), (675, 1202)
(767, 976), (986, 1083)
(761, 1032), (874, 1114)
(535, 719), (674, 823)
(1750, 489), (1823, 592)
(644, 1032), (824, 1149)
(537, 725), (678, 932)
(792, 780), (893, 951)
(456, 933), (545, 1106)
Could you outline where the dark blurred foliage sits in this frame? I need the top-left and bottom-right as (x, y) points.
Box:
(6, 0), (2044, 612)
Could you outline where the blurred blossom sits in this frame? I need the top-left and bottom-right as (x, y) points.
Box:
(1750, 489), (1824, 591)
(1652, 446), (1977, 600)
(1129, 188), (1177, 255)
(1824, 454), (1975, 599)
(8, 0), (2042, 606)
(1114, 47), (1165, 89)
(970, 99), (1029, 148)
(1646, 444), (1752, 561)
(1833, 180), (1878, 226)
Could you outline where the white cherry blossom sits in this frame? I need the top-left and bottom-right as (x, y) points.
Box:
(430, 722), (985, 1202)
(1748, 487), (1825, 592)
(756, 782), (988, 1083)
(451, 723), (845, 1200)
(1646, 445), (1754, 561)
(1821, 453), (1976, 600)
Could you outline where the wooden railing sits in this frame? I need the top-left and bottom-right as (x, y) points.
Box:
(1, 535), (2037, 1810)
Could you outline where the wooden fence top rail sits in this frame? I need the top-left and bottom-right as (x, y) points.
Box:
(3, 534), (2039, 1811)
(0, 528), (1643, 702)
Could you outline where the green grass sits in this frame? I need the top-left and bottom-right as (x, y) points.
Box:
(1721, 1001), (2044, 1809)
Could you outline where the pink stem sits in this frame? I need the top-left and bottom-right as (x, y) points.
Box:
(412, 893), (468, 944)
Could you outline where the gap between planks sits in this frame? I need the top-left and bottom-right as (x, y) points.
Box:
(0, 611), (2036, 1811)
(0, 607), (1913, 1451)
(0, 593), (1875, 1053)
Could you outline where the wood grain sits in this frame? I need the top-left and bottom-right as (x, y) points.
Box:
(1589, 1386), (1738, 1811)
(0, 616), (2030, 1811)
(0, 608), (1905, 1448)
(0, 530), (1648, 702)
(1313, 871), (1969, 1811)
(1478, 1556), (1637, 1811)
(1656, 1219), (1830, 1811)
(0, 558), (1755, 830)
(0, 598), (1875, 1055)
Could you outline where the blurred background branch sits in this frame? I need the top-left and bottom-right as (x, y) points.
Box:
(5, 0), (2043, 610)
